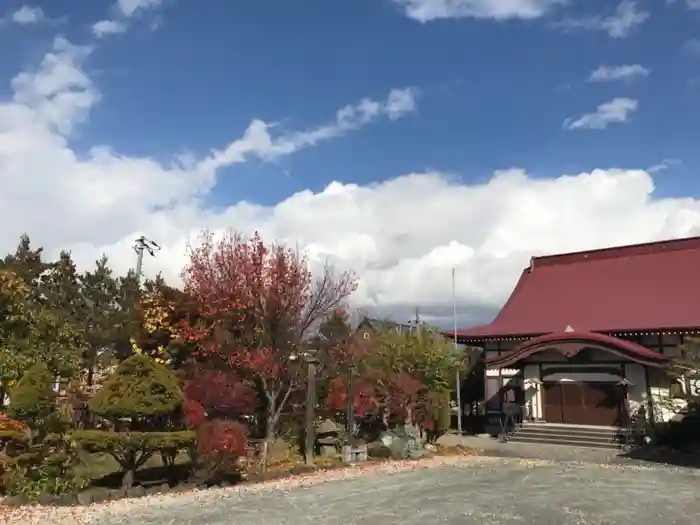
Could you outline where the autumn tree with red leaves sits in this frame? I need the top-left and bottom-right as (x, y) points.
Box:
(181, 230), (357, 442)
(324, 322), (456, 438)
(185, 370), (258, 420)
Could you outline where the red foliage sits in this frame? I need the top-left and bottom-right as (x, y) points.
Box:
(185, 370), (258, 419)
(180, 231), (310, 366)
(324, 376), (378, 417)
(0, 413), (28, 434)
(197, 420), (247, 457)
(196, 420), (248, 479)
(183, 398), (206, 429)
(181, 230), (357, 435)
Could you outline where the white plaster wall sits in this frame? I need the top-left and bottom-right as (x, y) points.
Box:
(523, 365), (541, 420)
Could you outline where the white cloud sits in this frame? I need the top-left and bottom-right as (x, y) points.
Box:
(647, 158), (682, 174)
(564, 98), (638, 130)
(10, 5), (45, 25)
(392, 0), (564, 22)
(557, 1), (648, 38)
(3, 38), (700, 328)
(667, 0), (700, 10)
(92, 0), (163, 38)
(92, 20), (127, 38)
(588, 64), (650, 83)
(116, 0), (163, 17)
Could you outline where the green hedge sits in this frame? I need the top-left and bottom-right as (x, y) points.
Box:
(73, 430), (196, 455)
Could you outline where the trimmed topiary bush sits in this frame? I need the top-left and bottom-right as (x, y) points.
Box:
(7, 363), (57, 426)
(76, 354), (190, 489)
(4, 365), (86, 500)
(89, 354), (183, 419)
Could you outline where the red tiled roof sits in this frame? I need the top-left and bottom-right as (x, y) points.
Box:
(457, 236), (700, 339)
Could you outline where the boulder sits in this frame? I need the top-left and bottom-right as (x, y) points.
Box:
(3, 494), (30, 506)
(76, 491), (93, 506)
(126, 485), (146, 499)
(388, 437), (410, 460)
(57, 494), (77, 506)
(366, 440), (392, 459)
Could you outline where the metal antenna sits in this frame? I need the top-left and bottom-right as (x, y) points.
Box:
(133, 236), (161, 278)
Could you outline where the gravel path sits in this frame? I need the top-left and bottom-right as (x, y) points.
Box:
(4, 456), (700, 525)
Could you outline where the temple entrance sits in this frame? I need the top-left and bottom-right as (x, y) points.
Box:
(543, 382), (624, 426)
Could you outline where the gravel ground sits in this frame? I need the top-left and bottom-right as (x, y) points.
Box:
(3, 455), (700, 525)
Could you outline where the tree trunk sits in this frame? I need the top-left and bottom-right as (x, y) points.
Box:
(121, 468), (135, 490)
(262, 405), (277, 474)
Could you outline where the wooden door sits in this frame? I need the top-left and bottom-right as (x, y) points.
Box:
(561, 383), (586, 425)
(543, 383), (563, 423)
(580, 383), (623, 427)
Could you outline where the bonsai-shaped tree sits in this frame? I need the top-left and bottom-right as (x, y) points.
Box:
(6, 363), (84, 498)
(7, 362), (57, 431)
(74, 354), (195, 489)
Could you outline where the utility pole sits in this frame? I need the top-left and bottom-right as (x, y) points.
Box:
(133, 236), (161, 278)
(304, 349), (319, 467)
(453, 268), (463, 435)
(346, 309), (361, 439)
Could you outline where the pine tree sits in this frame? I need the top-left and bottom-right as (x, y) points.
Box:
(80, 256), (123, 386)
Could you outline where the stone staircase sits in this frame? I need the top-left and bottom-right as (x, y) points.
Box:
(508, 422), (622, 450)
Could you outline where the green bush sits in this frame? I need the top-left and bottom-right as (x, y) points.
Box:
(89, 354), (184, 419)
(1, 364), (85, 499)
(81, 356), (190, 488)
(436, 390), (452, 435)
(7, 363), (57, 425)
(74, 430), (196, 455)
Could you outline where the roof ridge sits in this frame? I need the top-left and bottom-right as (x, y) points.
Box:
(532, 235), (700, 268)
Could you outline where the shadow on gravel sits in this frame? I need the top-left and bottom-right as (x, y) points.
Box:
(620, 446), (700, 469)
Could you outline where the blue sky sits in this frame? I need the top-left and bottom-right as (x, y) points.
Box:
(1, 0), (700, 326)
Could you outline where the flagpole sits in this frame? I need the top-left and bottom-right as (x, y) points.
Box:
(453, 267), (462, 435)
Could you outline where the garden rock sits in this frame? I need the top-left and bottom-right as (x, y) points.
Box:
(407, 447), (426, 460)
(3, 494), (30, 506)
(37, 493), (56, 505)
(127, 485), (147, 498)
(108, 488), (128, 500)
(366, 440), (392, 459)
(76, 490), (94, 506)
(90, 487), (112, 504)
(388, 436), (410, 460)
(57, 494), (77, 506)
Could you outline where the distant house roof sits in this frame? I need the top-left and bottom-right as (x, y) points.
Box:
(455, 236), (700, 340)
(359, 317), (415, 335)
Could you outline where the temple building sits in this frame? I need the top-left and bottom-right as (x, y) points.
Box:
(452, 236), (700, 435)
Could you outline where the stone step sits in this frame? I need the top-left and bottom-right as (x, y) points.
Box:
(517, 425), (619, 440)
(515, 429), (618, 444)
(508, 434), (621, 450)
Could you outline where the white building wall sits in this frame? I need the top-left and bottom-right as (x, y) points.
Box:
(523, 364), (541, 420)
